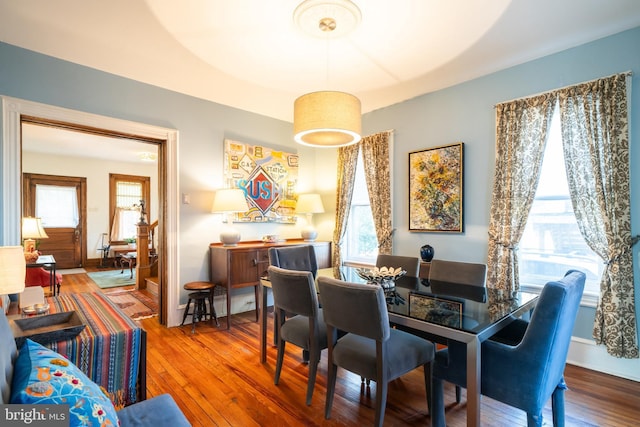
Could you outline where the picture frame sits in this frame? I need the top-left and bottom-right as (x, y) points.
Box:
(223, 139), (299, 223)
(408, 293), (463, 328)
(408, 142), (464, 232)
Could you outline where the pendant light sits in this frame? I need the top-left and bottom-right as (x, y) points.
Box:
(293, 0), (362, 148)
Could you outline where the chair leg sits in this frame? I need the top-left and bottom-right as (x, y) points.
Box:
(325, 362), (338, 419)
(274, 326), (286, 385)
(180, 298), (192, 326)
(374, 379), (388, 427)
(424, 363), (431, 414)
(431, 377), (447, 427)
(551, 385), (566, 427)
(305, 347), (320, 406)
(208, 291), (219, 327)
(526, 413), (543, 427)
(455, 385), (462, 403)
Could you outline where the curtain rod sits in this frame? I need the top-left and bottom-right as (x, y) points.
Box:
(494, 70), (633, 107)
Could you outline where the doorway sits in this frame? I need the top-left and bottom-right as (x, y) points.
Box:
(2, 96), (180, 327)
(23, 173), (86, 268)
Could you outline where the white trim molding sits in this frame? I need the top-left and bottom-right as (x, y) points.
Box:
(567, 337), (640, 382)
(1, 96), (182, 327)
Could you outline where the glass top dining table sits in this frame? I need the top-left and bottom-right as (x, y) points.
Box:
(258, 266), (539, 427)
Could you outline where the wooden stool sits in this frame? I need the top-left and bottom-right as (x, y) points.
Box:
(180, 281), (219, 332)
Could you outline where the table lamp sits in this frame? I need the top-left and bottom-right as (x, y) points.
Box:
(22, 217), (49, 253)
(296, 194), (325, 241)
(0, 246), (26, 295)
(212, 188), (249, 246)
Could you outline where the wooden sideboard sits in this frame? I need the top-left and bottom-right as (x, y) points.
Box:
(209, 239), (331, 329)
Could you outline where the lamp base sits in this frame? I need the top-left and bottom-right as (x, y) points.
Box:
(23, 238), (36, 253)
(301, 226), (317, 242)
(220, 228), (241, 247)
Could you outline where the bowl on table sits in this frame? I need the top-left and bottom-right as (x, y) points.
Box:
(355, 266), (406, 290)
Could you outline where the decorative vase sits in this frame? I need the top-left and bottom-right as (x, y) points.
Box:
(420, 244), (434, 262)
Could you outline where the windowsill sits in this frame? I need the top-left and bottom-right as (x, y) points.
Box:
(520, 283), (599, 308)
(342, 260), (375, 268)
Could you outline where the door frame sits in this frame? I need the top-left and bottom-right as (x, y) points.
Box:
(2, 96), (180, 327)
(23, 173), (87, 268)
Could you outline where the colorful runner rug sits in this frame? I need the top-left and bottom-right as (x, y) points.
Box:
(103, 289), (159, 320)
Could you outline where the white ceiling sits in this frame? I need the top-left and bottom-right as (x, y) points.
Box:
(2, 0), (640, 125)
(21, 123), (158, 163)
(7, 0), (640, 160)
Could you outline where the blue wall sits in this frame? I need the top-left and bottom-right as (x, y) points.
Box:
(1, 26), (639, 351)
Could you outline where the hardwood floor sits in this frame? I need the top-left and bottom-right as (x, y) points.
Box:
(59, 270), (640, 426)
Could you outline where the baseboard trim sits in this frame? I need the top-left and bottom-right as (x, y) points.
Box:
(567, 337), (640, 382)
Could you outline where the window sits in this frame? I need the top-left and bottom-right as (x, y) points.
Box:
(519, 106), (603, 297)
(35, 184), (79, 228)
(343, 152), (378, 265)
(109, 174), (150, 242)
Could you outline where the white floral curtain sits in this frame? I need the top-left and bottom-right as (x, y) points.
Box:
(486, 94), (555, 296)
(332, 143), (359, 277)
(361, 131), (394, 254)
(557, 73), (637, 358)
(488, 72), (636, 358)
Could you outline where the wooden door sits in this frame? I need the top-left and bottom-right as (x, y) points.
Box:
(23, 173), (87, 268)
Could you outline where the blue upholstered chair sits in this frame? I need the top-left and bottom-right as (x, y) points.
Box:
(268, 245), (318, 278)
(375, 254), (420, 277)
(430, 270), (586, 427)
(267, 266), (327, 406)
(318, 276), (435, 427)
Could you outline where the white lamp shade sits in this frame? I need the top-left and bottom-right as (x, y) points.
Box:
(212, 188), (249, 213)
(22, 217), (49, 239)
(212, 188), (249, 246)
(0, 246), (26, 294)
(293, 91), (362, 148)
(296, 194), (325, 214)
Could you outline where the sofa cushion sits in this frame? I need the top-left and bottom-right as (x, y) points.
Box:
(117, 393), (191, 427)
(10, 339), (119, 427)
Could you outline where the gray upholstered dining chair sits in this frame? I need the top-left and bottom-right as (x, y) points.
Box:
(430, 270), (586, 427)
(375, 254), (420, 277)
(428, 259), (487, 287)
(267, 266), (327, 406)
(428, 258), (487, 402)
(317, 276), (435, 427)
(269, 245), (318, 278)
(268, 245), (319, 360)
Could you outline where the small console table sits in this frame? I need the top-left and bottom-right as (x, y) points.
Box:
(26, 255), (59, 296)
(209, 239), (331, 329)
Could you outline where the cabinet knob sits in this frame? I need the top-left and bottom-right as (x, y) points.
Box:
(252, 259), (257, 266)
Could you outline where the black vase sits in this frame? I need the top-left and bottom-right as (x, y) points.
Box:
(420, 244), (434, 262)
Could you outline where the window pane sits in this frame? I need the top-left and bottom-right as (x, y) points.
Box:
(116, 181), (142, 208)
(35, 185), (79, 227)
(117, 209), (140, 241)
(344, 153), (378, 264)
(345, 204), (378, 261)
(519, 108), (603, 295)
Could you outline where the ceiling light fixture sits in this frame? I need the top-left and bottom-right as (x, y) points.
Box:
(138, 152), (157, 162)
(293, 0), (362, 148)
